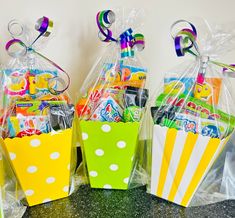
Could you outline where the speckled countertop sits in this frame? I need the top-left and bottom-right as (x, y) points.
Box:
(23, 186), (235, 218)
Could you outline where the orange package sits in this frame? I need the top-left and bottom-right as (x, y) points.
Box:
(194, 77), (222, 106)
(205, 78), (222, 105)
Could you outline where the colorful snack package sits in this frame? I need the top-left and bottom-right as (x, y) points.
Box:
(3, 69), (30, 98)
(37, 94), (71, 103)
(204, 78), (222, 105)
(199, 117), (230, 138)
(121, 65), (147, 85)
(164, 77), (195, 96)
(29, 69), (58, 94)
(93, 80), (145, 90)
(100, 63), (147, 87)
(77, 87), (125, 120)
(90, 96), (123, 122)
(99, 63), (121, 84)
(3, 69), (58, 99)
(16, 100), (66, 116)
(194, 75), (222, 106)
(102, 88), (125, 107)
(8, 115), (51, 138)
(76, 104), (91, 120)
(173, 113), (229, 138)
(155, 93), (235, 126)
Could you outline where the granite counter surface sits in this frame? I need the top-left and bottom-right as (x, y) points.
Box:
(23, 186), (235, 218)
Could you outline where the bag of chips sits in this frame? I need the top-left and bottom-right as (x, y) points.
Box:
(76, 9), (149, 190)
(147, 20), (235, 207)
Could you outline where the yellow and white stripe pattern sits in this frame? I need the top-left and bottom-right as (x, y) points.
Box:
(150, 125), (230, 207)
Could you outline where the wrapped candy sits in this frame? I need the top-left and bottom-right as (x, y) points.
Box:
(0, 17), (77, 206)
(147, 20), (235, 207)
(76, 9), (149, 190)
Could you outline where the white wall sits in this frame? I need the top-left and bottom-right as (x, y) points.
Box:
(0, 0), (235, 99)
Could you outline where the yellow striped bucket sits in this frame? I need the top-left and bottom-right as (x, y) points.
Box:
(150, 125), (230, 207)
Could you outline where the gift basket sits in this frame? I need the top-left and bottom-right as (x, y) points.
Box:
(148, 20), (235, 207)
(0, 17), (77, 206)
(0, 138), (26, 218)
(76, 9), (149, 190)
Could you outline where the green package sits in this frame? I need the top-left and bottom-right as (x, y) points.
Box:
(155, 93), (235, 127)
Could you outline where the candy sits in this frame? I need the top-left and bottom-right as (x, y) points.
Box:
(77, 62), (148, 123)
(173, 113), (221, 137)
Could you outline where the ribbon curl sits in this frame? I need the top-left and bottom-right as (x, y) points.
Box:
(96, 10), (145, 58)
(171, 20), (235, 76)
(5, 16), (70, 95)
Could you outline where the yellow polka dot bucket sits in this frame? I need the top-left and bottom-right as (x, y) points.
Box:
(3, 128), (73, 206)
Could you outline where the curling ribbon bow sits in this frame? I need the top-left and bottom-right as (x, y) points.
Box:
(172, 20), (235, 75)
(5, 16), (70, 95)
(96, 10), (145, 58)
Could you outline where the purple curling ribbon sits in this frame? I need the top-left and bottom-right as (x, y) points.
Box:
(96, 10), (117, 42)
(96, 10), (145, 58)
(171, 20), (198, 57)
(31, 16), (53, 45)
(5, 38), (27, 57)
(172, 20), (235, 80)
(5, 16), (70, 96)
